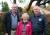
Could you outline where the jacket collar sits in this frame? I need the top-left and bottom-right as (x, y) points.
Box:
(33, 13), (41, 17)
(22, 21), (28, 24)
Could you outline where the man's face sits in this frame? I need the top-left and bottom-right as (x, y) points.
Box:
(12, 6), (18, 12)
(33, 7), (40, 15)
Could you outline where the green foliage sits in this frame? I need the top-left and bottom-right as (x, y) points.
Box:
(19, 0), (25, 3)
(43, 0), (50, 4)
(1, 1), (9, 12)
(18, 7), (23, 13)
(44, 0), (47, 3)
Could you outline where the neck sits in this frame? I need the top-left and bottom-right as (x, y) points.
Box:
(23, 20), (28, 22)
(12, 11), (16, 16)
(35, 13), (39, 17)
(23, 20), (28, 23)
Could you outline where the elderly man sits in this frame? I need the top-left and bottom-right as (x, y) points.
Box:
(3, 4), (20, 35)
(29, 6), (47, 35)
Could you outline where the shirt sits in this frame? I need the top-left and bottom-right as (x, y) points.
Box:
(10, 11), (18, 29)
(22, 21), (28, 35)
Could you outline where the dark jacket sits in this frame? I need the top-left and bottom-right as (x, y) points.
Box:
(3, 11), (20, 35)
(29, 13), (47, 35)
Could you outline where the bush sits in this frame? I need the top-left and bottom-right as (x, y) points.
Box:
(1, 1), (9, 12)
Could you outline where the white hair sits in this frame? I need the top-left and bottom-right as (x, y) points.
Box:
(22, 13), (29, 19)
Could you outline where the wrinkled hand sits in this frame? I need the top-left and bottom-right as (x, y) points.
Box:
(5, 33), (8, 35)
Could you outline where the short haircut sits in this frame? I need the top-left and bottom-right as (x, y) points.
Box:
(22, 13), (29, 19)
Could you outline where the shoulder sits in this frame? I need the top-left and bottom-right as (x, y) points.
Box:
(18, 21), (22, 26)
(5, 12), (10, 16)
(40, 14), (45, 18)
(19, 21), (22, 22)
(28, 21), (32, 24)
(18, 21), (22, 24)
(4, 12), (11, 17)
(28, 21), (31, 23)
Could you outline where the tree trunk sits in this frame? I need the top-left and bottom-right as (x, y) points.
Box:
(13, 0), (16, 4)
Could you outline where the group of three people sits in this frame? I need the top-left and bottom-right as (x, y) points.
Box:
(3, 4), (47, 35)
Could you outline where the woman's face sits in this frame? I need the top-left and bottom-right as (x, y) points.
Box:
(23, 15), (28, 21)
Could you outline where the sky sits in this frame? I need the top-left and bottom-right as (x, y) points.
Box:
(0, 0), (49, 10)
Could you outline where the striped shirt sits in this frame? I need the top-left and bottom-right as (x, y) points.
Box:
(22, 21), (28, 35)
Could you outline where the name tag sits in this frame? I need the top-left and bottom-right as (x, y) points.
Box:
(27, 24), (30, 26)
(39, 18), (42, 21)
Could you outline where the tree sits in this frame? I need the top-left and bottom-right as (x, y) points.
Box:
(27, 0), (50, 11)
(26, 0), (42, 11)
(13, 0), (16, 4)
(1, 1), (9, 12)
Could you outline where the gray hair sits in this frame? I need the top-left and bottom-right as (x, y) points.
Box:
(33, 6), (40, 10)
(22, 13), (29, 19)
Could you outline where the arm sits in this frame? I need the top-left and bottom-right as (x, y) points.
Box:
(17, 12), (20, 22)
(43, 16), (47, 35)
(18, 15), (20, 22)
(16, 22), (20, 35)
(29, 22), (32, 35)
(16, 26), (19, 35)
(3, 14), (7, 34)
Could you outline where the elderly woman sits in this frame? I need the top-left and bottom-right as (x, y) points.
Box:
(16, 13), (32, 35)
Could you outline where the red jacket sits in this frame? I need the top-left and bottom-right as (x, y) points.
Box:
(16, 21), (32, 35)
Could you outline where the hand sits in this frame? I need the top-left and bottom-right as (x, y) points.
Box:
(5, 33), (8, 35)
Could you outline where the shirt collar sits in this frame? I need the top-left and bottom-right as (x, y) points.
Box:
(10, 10), (17, 16)
(10, 10), (17, 14)
(22, 21), (28, 24)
